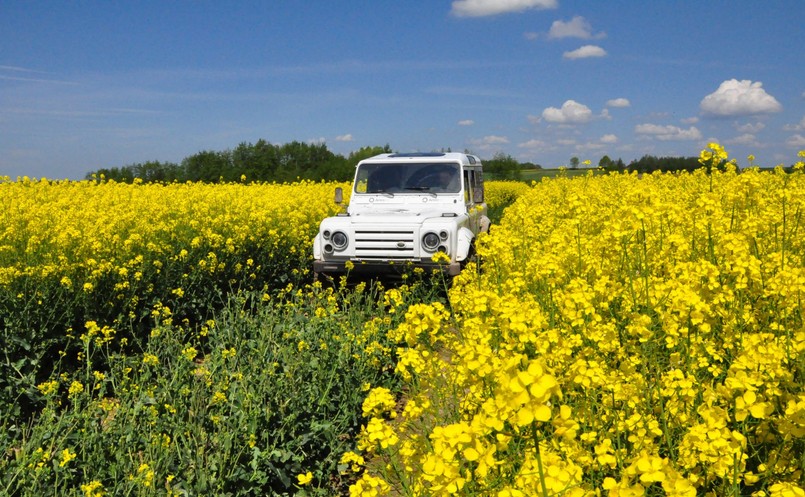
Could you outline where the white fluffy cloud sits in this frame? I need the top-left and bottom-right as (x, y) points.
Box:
(783, 116), (805, 131)
(787, 134), (805, 148)
(451, 0), (557, 17)
(335, 134), (353, 142)
(700, 79), (782, 117)
(735, 122), (766, 134)
(518, 138), (547, 149)
(563, 45), (607, 60)
(469, 135), (510, 150)
(542, 100), (593, 124)
(600, 134), (619, 144)
(635, 124), (702, 141)
(727, 133), (759, 146)
(480, 135), (509, 144)
(548, 16), (605, 39)
(458, 119), (475, 126)
(606, 98), (630, 108)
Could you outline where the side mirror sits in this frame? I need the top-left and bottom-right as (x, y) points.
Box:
(334, 187), (343, 204)
(472, 187), (484, 204)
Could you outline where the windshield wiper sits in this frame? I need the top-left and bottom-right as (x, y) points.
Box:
(404, 187), (437, 197)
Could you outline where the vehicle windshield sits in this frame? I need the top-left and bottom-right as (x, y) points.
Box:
(354, 162), (461, 195)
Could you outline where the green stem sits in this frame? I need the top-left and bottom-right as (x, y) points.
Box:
(531, 422), (549, 497)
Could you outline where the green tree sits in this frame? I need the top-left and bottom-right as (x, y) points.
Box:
(347, 145), (392, 164)
(627, 155), (702, 174)
(182, 150), (233, 182)
(483, 152), (522, 180)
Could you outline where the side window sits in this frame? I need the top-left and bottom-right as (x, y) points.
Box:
(470, 168), (484, 204)
(464, 169), (472, 203)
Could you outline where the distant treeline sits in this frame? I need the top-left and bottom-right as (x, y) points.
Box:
(87, 141), (392, 183)
(626, 155), (708, 174)
(86, 139), (743, 184)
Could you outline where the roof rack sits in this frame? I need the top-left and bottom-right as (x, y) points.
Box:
(388, 152), (446, 158)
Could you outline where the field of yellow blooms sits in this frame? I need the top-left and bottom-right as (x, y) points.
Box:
(0, 177), (349, 419)
(350, 148), (805, 496)
(4, 149), (805, 497)
(1, 177), (396, 496)
(0, 174), (525, 496)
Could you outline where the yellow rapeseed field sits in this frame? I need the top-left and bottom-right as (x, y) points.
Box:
(0, 177), (349, 286)
(5, 150), (805, 496)
(351, 147), (805, 496)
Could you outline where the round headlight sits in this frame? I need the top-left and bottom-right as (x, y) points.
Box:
(331, 231), (348, 250)
(422, 232), (440, 251)
(439, 230), (448, 241)
(322, 229), (331, 240)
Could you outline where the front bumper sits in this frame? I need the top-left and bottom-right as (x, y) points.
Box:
(313, 259), (461, 278)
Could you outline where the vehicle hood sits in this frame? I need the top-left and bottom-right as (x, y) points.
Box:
(347, 208), (454, 224)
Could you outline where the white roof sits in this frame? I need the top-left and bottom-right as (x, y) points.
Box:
(361, 152), (481, 165)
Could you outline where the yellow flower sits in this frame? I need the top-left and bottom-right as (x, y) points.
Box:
(68, 380), (84, 397)
(142, 353), (159, 366)
(340, 451), (365, 473)
(59, 448), (77, 467)
(132, 463), (155, 488)
(431, 251), (451, 263)
(769, 483), (805, 497)
(297, 471), (313, 485)
(210, 391), (227, 405)
(181, 346), (197, 361)
(80, 480), (105, 497)
(37, 380), (59, 396)
(361, 387), (397, 418)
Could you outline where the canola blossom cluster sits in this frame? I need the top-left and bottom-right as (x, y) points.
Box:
(351, 148), (805, 496)
(483, 180), (532, 210)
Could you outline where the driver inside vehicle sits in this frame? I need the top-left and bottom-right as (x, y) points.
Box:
(434, 167), (459, 192)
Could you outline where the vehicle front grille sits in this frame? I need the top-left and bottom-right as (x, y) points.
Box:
(354, 229), (416, 259)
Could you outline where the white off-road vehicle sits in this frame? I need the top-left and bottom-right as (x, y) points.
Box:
(313, 152), (490, 279)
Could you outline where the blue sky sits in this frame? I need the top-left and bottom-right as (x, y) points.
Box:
(2, 0), (804, 180)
